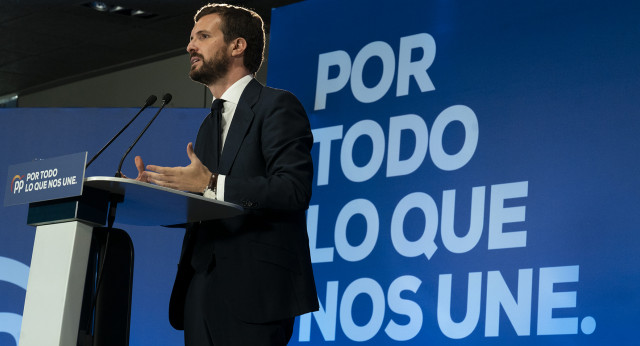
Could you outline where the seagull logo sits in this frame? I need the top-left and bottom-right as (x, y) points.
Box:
(0, 256), (29, 345)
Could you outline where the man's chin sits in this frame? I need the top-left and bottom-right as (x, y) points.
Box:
(189, 65), (200, 76)
(189, 70), (207, 84)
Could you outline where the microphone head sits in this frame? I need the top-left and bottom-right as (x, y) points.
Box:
(162, 93), (173, 104)
(145, 95), (158, 106)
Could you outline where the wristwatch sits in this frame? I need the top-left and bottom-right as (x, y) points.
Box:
(203, 173), (218, 197)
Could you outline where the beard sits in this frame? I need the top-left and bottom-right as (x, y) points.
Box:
(189, 49), (230, 85)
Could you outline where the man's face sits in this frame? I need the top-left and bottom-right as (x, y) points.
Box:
(187, 13), (230, 85)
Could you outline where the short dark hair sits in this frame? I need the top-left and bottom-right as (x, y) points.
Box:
(195, 3), (265, 75)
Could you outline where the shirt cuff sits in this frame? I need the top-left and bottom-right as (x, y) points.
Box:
(217, 174), (226, 201)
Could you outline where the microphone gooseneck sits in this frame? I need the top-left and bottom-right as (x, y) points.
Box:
(115, 93), (172, 177)
(85, 95), (157, 169)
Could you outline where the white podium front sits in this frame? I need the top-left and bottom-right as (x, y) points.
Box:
(19, 177), (242, 346)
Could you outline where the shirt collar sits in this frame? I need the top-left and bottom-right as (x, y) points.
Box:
(214, 74), (253, 106)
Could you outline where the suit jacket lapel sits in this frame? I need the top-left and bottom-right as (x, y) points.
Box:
(218, 79), (261, 175)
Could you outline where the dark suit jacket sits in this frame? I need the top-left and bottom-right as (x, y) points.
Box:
(169, 79), (319, 329)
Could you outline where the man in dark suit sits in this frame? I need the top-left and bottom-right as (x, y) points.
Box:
(135, 4), (318, 345)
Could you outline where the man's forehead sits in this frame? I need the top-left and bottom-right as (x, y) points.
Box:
(192, 13), (221, 32)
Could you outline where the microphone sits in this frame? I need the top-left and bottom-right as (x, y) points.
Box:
(115, 93), (172, 177)
(85, 95), (157, 169)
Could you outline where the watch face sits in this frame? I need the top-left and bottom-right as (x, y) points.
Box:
(203, 187), (217, 199)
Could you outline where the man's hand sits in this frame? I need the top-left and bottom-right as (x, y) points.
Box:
(119, 155), (149, 181)
(134, 156), (149, 182)
(144, 143), (212, 193)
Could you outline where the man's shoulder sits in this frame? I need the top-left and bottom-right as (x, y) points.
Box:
(258, 82), (295, 98)
(247, 81), (302, 107)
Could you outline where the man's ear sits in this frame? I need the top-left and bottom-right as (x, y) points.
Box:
(230, 38), (247, 57)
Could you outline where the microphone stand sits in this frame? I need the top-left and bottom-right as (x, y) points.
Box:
(85, 95), (157, 169)
(115, 93), (172, 177)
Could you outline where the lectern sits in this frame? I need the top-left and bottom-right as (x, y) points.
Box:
(19, 177), (243, 346)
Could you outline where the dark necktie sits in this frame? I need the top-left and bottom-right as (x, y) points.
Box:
(191, 99), (225, 271)
(211, 99), (225, 165)
(194, 99), (224, 173)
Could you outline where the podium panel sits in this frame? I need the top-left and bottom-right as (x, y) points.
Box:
(84, 177), (243, 226)
(19, 221), (92, 346)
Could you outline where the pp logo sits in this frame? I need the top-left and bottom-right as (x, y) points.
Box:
(10, 175), (25, 194)
(0, 256), (29, 345)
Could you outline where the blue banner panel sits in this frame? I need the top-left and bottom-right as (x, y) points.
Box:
(4, 152), (86, 206)
(269, 0), (640, 345)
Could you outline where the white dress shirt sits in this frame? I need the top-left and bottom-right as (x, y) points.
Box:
(203, 74), (253, 201)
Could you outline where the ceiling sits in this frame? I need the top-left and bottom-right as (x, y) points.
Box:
(0, 0), (302, 98)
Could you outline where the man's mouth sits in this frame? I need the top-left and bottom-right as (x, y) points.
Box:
(190, 55), (203, 66)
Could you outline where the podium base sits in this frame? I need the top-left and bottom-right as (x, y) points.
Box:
(78, 228), (134, 346)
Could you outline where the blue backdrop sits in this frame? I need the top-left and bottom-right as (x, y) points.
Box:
(1, 0), (640, 345)
(266, 0), (639, 344)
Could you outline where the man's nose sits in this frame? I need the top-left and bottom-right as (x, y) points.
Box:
(187, 40), (196, 54)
